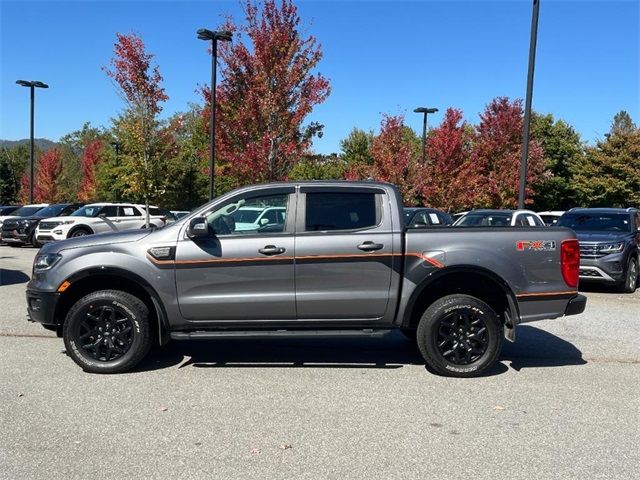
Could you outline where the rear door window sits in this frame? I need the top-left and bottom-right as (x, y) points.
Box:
(305, 192), (378, 232)
(100, 206), (119, 217)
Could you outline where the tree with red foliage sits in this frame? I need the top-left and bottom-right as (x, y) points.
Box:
(78, 140), (104, 202)
(104, 33), (168, 220)
(347, 115), (420, 203)
(420, 108), (480, 211)
(204, 0), (330, 189)
(473, 97), (545, 208)
(21, 148), (63, 202)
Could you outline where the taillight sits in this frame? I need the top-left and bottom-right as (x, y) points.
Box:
(561, 239), (580, 288)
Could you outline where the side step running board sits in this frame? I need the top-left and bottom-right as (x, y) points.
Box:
(170, 329), (393, 341)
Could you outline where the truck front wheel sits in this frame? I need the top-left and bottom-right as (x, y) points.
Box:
(62, 290), (152, 374)
(416, 294), (503, 377)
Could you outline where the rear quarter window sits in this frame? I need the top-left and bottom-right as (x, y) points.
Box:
(305, 192), (378, 232)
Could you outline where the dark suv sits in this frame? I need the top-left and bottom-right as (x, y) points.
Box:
(557, 208), (640, 293)
(1, 203), (84, 247)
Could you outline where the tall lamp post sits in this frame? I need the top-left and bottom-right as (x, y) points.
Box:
(16, 80), (49, 203)
(197, 28), (232, 201)
(518, 0), (541, 209)
(413, 107), (438, 164)
(110, 141), (121, 202)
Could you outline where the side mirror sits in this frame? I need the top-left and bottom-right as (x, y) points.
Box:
(260, 218), (269, 226)
(98, 213), (107, 218)
(187, 217), (210, 239)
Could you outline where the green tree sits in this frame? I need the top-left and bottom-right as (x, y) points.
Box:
(610, 110), (636, 136)
(530, 112), (584, 210)
(572, 114), (640, 207)
(339, 128), (374, 166)
(0, 145), (30, 204)
(288, 153), (346, 180)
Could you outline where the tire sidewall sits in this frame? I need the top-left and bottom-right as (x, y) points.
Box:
(417, 295), (503, 377)
(63, 291), (150, 373)
(624, 257), (638, 293)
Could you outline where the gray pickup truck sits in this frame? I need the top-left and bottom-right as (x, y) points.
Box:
(26, 181), (586, 377)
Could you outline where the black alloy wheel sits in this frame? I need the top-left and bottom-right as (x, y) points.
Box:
(63, 290), (152, 373)
(74, 304), (134, 362)
(436, 310), (489, 365)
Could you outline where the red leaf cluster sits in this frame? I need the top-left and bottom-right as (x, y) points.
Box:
(104, 33), (168, 115)
(78, 140), (104, 202)
(202, 0), (330, 185)
(19, 148), (64, 203)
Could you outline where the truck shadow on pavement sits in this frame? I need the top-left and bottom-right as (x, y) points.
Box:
(135, 326), (585, 375)
(0, 268), (30, 286)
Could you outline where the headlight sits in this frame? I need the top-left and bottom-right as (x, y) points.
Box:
(33, 253), (62, 272)
(598, 243), (624, 254)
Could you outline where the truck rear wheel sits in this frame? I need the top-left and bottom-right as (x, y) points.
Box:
(62, 290), (152, 374)
(416, 294), (503, 377)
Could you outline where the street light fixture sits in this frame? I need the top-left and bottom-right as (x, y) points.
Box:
(197, 28), (233, 201)
(518, 0), (541, 209)
(414, 107), (438, 164)
(16, 79), (49, 203)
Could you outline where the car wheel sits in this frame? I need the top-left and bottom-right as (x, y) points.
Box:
(416, 294), (503, 377)
(619, 257), (638, 294)
(69, 227), (91, 238)
(30, 234), (41, 248)
(63, 290), (152, 373)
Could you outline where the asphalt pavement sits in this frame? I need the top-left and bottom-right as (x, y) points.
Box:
(1, 245), (638, 479)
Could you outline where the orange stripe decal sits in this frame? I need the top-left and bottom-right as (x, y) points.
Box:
(516, 290), (578, 298)
(147, 251), (445, 268)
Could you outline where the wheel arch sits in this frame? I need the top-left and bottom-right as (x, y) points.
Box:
(54, 267), (170, 345)
(67, 224), (94, 237)
(401, 266), (520, 330)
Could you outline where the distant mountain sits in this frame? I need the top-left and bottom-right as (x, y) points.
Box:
(0, 138), (59, 151)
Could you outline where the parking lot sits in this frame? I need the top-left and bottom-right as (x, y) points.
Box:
(1, 246), (638, 480)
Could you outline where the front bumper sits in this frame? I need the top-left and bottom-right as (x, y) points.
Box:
(579, 254), (626, 283)
(26, 289), (61, 326)
(564, 294), (587, 316)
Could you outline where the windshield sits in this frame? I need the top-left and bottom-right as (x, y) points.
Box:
(71, 205), (103, 217)
(12, 205), (46, 217)
(0, 206), (20, 215)
(231, 209), (261, 223)
(456, 212), (512, 227)
(557, 213), (631, 232)
(33, 204), (67, 218)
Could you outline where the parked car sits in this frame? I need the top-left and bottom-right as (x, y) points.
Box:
(34, 203), (166, 243)
(147, 207), (177, 224)
(231, 205), (287, 231)
(538, 211), (565, 226)
(453, 209), (545, 227)
(0, 205), (22, 217)
(1, 203), (84, 247)
(26, 181), (585, 376)
(404, 207), (453, 227)
(557, 208), (639, 293)
(0, 204), (48, 232)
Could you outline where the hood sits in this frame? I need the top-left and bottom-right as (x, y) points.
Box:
(42, 229), (153, 253)
(575, 231), (631, 243)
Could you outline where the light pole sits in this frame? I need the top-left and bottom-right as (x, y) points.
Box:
(197, 28), (232, 201)
(110, 141), (121, 202)
(518, 0), (540, 209)
(414, 107), (438, 164)
(16, 80), (49, 203)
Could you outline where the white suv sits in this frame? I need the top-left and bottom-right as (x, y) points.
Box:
(35, 203), (166, 243)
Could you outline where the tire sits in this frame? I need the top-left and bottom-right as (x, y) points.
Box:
(68, 227), (92, 238)
(63, 290), (152, 373)
(618, 257), (638, 294)
(416, 294), (503, 377)
(30, 233), (41, 248)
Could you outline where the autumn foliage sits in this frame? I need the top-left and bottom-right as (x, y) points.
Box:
(18, 148), (63, 203)
(204, 0), (330, 187)
(78, 140), (104, 202)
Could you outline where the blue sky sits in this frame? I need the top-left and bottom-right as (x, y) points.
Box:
(1, 0), (638, 154)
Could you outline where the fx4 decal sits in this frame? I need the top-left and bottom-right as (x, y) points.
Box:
(516, 240), (557, 251)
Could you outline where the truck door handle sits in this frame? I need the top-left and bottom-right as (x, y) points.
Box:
(357, 242), (384, 252)
(259, 245), (286, 256)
